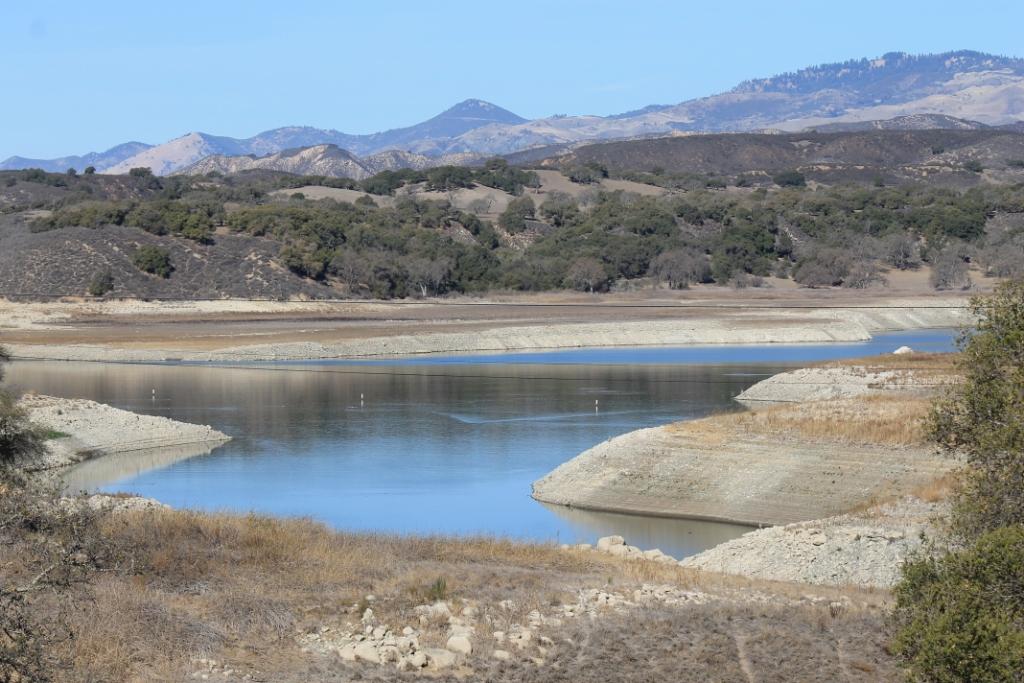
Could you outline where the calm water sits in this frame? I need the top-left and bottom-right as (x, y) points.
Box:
(6, 329), (956, 558)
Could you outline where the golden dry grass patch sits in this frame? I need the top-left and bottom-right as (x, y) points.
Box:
(666, 392), (932, 447)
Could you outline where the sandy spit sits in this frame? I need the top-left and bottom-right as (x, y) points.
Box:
(21, 394), (231, 473)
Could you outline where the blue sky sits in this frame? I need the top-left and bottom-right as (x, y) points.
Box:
(2, 0), (1022, 159)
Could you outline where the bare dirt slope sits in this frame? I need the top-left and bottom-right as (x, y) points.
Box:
(0, 214), (324, 299)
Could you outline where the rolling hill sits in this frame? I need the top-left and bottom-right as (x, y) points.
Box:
(178, 145), (481, 180)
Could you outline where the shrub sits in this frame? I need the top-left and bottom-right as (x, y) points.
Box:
(425, 577), (448, 603)
(648, 249), (711, 289)
(883, 233), (921, 270)
(83, 166), (96, 175)
(87, 270), (115, 297)
(842, 260), (887, 289)
(893, 525), (1024, 682)
(963, 159), (984, 173)
(792, 248), (851, 287)
(772, 170), (806, 187)
(563, 164), (606, 184)
(0, 348), (44, 468)
(564, 257), (610, 293)
(539, 192), (580, 227)
(929, 245), (972, 291)
(132, 246), (173, 278)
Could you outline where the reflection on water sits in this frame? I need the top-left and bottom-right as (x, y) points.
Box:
(61, 441), (227, 493)
(6, 329), (956, 559)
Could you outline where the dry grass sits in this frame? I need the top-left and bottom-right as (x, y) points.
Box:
(1, 496), (900, 682)
(670, 393), (933, 447)
(910, 472), (959, 502)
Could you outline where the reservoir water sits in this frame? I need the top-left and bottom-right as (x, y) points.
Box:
(6, 329), (956, 559)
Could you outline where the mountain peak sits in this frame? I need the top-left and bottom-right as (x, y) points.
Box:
(436, 99), (526, 124)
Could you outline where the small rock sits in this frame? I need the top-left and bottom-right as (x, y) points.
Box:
(596, 535), (625, 551)
(492, 649), (511, 661)
(353, 642), (380, 664)
(407, 651), (428, 669)
(446, 634), (473, 655)
(361, 608), (374, 624)
(423, 648), (457, 670)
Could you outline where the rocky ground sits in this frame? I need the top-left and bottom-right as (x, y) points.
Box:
(679, 498), (948, 588)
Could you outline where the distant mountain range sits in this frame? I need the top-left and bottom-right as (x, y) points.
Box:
(4, 50), (1024, 176)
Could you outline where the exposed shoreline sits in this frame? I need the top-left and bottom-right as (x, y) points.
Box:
(2, 296), (969, 363)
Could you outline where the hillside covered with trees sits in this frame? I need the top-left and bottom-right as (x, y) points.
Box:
(1, 149), (1023, 299)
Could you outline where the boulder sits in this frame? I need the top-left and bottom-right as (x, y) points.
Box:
(596, 535), (625, 551)
(492, 649), (511, 661)
(893, 345), (914, 355)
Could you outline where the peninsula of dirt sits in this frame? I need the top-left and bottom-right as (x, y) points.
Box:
(21, 394), (231, 475)
(532, 357), (957, 527)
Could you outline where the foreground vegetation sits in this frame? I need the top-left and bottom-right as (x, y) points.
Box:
(4, 162), (1023, 298)
(893, 279), (1024, 680)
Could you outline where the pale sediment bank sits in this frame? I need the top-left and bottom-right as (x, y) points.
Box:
(735, 366), (939, 404)
(21, 394), (231, 476)
(532, 364), (955, 528)
(4, 300), (969, 362)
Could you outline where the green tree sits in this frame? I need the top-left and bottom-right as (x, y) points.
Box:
(83, 166), (96, 175)
(498, 196), (535, 234)
(132, 246), (174, 278)
(893, 281), (1024, 681)
(932, 280), (1024, 537)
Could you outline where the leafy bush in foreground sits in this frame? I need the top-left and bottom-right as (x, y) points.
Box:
(893, 525), (1024, 682)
